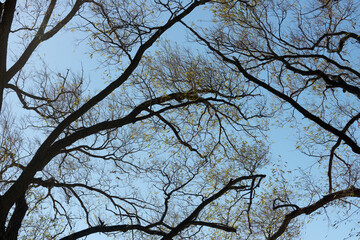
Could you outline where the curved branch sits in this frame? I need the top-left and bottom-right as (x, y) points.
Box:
(0, 0), (17, 112)
(182, 21), (360, 155)
(48, 91), (220, 162)
(0, 0), (211, 217)
(161, 174), (266, 240)
(5, 0), (89, 81)
(328, 112), (360, 192)
(326, 32), (360, 53)
(59, 224), (166, 240)
(191, 221), (236, 232)
(269, 186), (360, 240)
(4, 195), (27, 240)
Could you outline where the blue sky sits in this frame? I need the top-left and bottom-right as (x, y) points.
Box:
(24, 2), (360, 240)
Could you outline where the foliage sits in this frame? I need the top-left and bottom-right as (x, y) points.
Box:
(189, 0), (360, 238)
(0, 0), (359, 239)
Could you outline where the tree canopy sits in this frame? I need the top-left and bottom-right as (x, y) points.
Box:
(0, 0), (359, 239)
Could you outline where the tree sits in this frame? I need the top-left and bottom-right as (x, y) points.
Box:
(0, 0), (273, 239)
(183, 0), (360, 238)
(2, 0), (358, 239)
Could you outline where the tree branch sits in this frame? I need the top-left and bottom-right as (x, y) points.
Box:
(60, 224), (166, 240)
(182, 21), (360, 155)
(161, 175), (265, 240)
(269, 186), (360, 240)
(0, 0), (211, 228)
